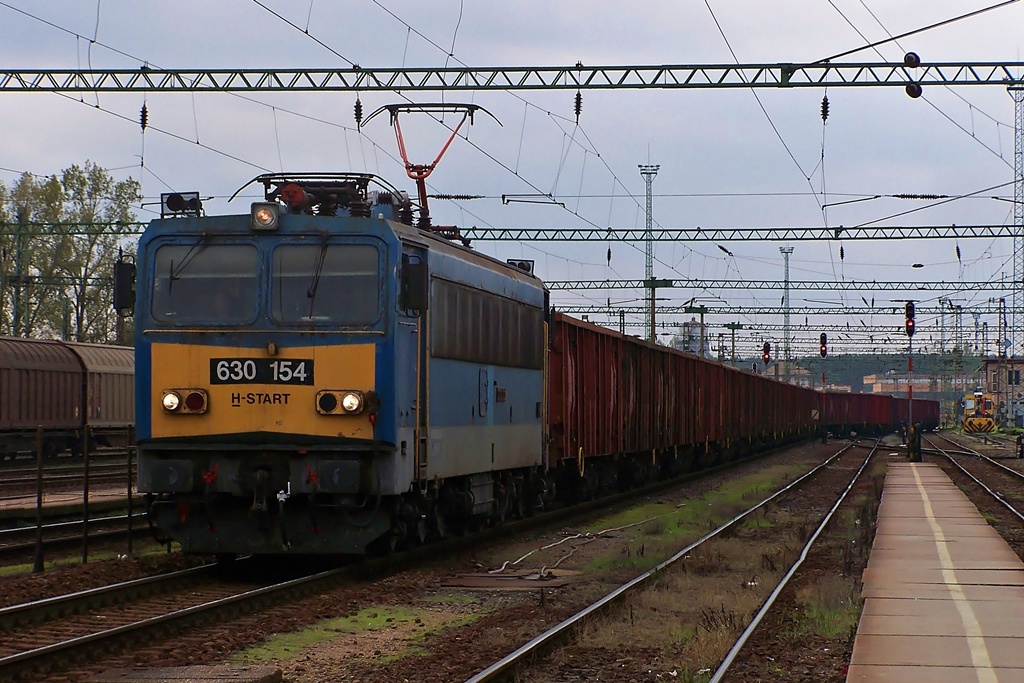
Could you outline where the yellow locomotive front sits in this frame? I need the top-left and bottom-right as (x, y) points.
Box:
(135, 181), (404, 556)
(963, 390), (996, 433)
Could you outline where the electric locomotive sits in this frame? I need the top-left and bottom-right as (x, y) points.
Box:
(135, 174), (549, 556)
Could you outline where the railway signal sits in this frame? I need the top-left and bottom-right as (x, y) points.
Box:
(762, 341), (771, 366)
(819, 333), (828, 358)
(905, 301), (916, 337)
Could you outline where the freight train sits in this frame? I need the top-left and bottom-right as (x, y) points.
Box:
(0, 337), (134, 460)
(130, 173), (939, 557)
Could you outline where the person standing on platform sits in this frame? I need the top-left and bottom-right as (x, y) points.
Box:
(908, 423), (922, 462)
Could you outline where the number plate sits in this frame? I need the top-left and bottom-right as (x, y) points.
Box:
(210, 358), (314, 385)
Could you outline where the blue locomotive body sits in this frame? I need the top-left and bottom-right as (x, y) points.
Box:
(136, 175), (548, 555)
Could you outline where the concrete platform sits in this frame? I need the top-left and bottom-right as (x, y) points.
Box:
(847, 462), (1024, 682)
(89, 665), (282, 683)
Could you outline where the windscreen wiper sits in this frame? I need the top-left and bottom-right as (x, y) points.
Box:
(168, 233), (210, 292)
(306, 241), (329, 317)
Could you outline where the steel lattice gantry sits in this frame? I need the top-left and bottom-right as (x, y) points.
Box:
(460, 225), (1018, 241)
(0, 62), (1022, 92)
(1, 222), (1020, 241)
(547, 279), (1011, 292)
(556, 303), (1018, 316)
(610, 320), (936, 334)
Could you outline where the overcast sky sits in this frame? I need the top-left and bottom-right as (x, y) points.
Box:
(1, 1), (1022, 357)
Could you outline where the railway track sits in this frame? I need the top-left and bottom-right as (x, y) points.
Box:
(0, 559), (355, 681)
(0, 457), (134, 502)
(925, 433), (1024, 520)
(465, 438), (883, 682)
(1, 438), (849, 681)
(0, 512), (151, 563)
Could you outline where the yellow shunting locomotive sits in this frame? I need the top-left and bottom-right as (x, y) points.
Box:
(963, 390), (997, 433)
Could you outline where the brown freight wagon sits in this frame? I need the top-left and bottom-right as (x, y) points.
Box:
(0, 336), (134, 458)
(547, 314), (823, 495)
(65, 341), (135, 448)
(822, 391), (895, 436)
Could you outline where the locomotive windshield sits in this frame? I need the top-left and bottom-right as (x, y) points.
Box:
(151, 244), (259, 323)
(270, 244), (381, 325)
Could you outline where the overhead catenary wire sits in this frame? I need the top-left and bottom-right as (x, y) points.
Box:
(244, 0), (739, 307)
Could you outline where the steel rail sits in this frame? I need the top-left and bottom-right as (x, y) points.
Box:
(464, 441), (859, 682)
(0, 512), (150, 559)
(925, 434), (1024, 524)
(0, 511), (146, 540)
(708, 439), (879, 682)
(0, 564), (212, 630)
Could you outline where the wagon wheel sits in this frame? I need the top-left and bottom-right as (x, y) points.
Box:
(410, 517), (428, 546)
(432, 503), (448, 540)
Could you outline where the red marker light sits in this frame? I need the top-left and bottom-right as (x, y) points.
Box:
(185, 391), (206, 412)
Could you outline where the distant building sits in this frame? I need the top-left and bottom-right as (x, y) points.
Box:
(980, 359), (1024, 427)
(862, 374), (942, 397)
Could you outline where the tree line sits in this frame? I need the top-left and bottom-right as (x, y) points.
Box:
(0, 161), (141, 344)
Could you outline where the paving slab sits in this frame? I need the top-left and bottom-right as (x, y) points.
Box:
(850, 633), (1022, 668)
(861, 582), (1024, 601)
(847, 462), (1024, 682)
(860, 567), (1024, 586)
(846, 664), (1024, 682)
(857, 612), (1024, 637)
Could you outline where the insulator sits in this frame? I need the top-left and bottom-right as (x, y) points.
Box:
(140, 103), (149, 131)
(574, 90), (582, 123)
(893, 193), (945, 200)
(606, 247), (611, 265)
(839, 245), (844, 260)
(354, 98), (363, 128)
(429, 193), (483, 201)
(956, 245), (962, 262)
(820, 95), (829, 122)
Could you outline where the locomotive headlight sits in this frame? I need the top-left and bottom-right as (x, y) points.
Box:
(341, 392), (363, 413)
(251, 202), (280, 231)
(162, 391), (182, 412)
(161, 388), (208, 414)
(315, 390), (365, 415)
